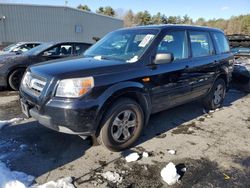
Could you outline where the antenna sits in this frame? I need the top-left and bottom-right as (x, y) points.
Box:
(65, 0), (68, 6)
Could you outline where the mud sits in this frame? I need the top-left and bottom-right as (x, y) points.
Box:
(0, 99), (22, 119)
(171, 122), (204, 135)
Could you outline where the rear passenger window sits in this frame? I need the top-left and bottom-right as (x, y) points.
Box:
(189, 31), (213, 58)
(75, 44), (90, 55)
(212, 32), (230, 54)
(157, 31), (188, 61)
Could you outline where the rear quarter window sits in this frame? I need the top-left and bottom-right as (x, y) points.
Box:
(212, 32), (230, 54)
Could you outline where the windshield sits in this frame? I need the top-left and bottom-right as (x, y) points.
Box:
(24, 42), (54, 56)
(84, 29), (159, 62)
(2, 43), (20, 52)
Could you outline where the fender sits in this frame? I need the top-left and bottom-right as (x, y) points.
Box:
(94, 81), (152, 132)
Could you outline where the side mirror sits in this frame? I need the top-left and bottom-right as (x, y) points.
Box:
(154, 53), (174, 64)
(16, 50), (23, 55)
(43, 52), (51, 56)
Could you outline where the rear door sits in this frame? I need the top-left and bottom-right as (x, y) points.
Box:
(187, 30), (218, 98)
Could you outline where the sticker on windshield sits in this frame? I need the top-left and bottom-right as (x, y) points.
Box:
(126, 55), (139, 63)
(138, 34), (155, 47)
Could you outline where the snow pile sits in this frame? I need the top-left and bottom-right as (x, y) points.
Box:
(35, 177), (75, 188)
(0, 161), (34, 188)
(125, 152), (140, 162)
(161, 162), (180, 185)
(0, 118), (23, 130)
(101, 171), (122, 184)
(142, 152), (149, 158)
(167, 149), (176, 155)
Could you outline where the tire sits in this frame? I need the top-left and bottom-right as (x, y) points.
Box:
(98, 98), (144, 151)
(203, 78), (226, 110)
(8, 69), (25, 91)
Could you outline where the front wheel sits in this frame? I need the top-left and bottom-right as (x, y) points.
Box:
(203, 78), (226, 110)
(98, 98), (144, 151)
(8, 69), (25, 91)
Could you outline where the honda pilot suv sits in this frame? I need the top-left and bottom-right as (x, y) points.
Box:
(19, 25), (234, 151)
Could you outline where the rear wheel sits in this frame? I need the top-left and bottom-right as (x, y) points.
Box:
(203, 78), (226, 110)
(8, 69), (25, 91)
(98, 98), (144, 151)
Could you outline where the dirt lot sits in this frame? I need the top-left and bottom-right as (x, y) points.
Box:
(0, 88), (249, 187)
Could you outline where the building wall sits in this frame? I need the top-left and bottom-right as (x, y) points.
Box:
(0, 3), (123, 44)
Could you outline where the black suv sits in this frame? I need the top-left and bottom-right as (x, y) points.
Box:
(20, 25), (234, 151)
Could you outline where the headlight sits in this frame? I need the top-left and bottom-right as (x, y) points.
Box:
(22, 71), (31, 86)
(56, 77), (94, 98)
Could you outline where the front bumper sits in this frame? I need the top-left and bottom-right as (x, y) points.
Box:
(20, 89), (100, 135)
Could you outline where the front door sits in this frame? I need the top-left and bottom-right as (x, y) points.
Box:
(150, 30), (193, 113)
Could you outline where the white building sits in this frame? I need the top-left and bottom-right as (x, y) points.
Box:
(0, 3), (123, 46)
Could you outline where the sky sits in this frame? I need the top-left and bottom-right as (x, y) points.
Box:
(1, 0), (250, 20)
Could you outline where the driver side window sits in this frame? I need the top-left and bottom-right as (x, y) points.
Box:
(42, 44), (73, 57)
(157, 31), (188, 61)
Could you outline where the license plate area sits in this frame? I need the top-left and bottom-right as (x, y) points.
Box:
(21, 100), (30, 118)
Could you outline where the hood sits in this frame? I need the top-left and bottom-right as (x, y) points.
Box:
(30, 57), (133, 79)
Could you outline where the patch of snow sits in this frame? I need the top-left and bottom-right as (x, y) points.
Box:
(161, 162), (180, 185)
(35, 177), (75, 188)
(209, 110), (215, 113)
(0, 118), (23, 130)
(167, 149), (176, 155)
(0, 161), (34, 188)
(142, 152), (149, 158)
(125, 152), (140, 162)
(101, 171), (122, 184)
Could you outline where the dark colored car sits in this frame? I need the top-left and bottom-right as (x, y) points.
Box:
(228, 35), (250, 92)
(0, 42), (41, 55)
(19, 25), (234, 151)
(0, 42), (91, 90)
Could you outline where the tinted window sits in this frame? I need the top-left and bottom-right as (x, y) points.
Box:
(189, 31), (213, 58)
(212, 32), (230, 54)
(75, 44), (90, 55)
(42, 44), (73, 56)
(157, 31), (188, 60)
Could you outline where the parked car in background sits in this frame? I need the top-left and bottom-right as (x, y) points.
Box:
(228, 35), (250, 92)
(0, 42), (91, 90)
(20, 25), (234, 151)
(0, 42), (41, 55)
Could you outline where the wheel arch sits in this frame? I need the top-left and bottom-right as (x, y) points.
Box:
(95, 82), (151, 136)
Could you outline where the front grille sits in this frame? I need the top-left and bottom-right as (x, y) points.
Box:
(22, 72), (47, 96)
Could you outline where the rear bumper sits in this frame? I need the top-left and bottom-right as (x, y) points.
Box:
(20, 90), (100, 135)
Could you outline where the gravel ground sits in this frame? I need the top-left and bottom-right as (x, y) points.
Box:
(0, 88), (249, 187)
